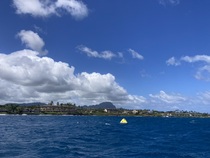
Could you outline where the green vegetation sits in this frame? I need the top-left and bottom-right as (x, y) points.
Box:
(0, 102), (210, 118)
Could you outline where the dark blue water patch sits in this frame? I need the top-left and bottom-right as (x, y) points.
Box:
(0, 116), (210, 158)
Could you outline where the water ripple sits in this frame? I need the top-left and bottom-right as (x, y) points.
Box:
(0, 116), (210, 157)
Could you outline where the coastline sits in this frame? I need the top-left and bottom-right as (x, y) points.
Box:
(1, 102), (210, 118)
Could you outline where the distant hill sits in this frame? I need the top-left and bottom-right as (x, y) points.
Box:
(83, 102), (116, 109)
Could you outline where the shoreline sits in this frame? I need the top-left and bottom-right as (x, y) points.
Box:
(0, 113), (210, 118)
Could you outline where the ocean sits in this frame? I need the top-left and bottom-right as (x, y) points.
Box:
(0, 115), (210, 158)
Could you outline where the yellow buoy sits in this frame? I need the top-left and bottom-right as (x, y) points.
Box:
(120, 118), (128, 124)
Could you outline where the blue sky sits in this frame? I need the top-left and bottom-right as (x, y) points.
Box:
(1, 0), (210, 112)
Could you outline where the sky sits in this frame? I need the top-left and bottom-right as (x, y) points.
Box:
(1, 0), (210, 112)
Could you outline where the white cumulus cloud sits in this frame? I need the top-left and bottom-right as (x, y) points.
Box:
(17, 30), (48, 55)
(0, 49), (145, 106)
(128, 49), (144, 60)
(13, 0), (88, 19)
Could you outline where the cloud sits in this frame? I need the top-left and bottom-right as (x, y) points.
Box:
(55, 0), (88, 19)
(0, 49), (75, 87)
(197, 91), (210, 105)
(181, 55), (210, 63)
(167, 55), (210, 81)
(0, 49), (145, 106)
(158, 0), (180, 6)
(13, 0), (55, 17)
(78, 46), (144, 61)
(195, 65), (210, 81)
(33, 25), (45, 34)
(2, 49), (210, 112)
(128, 49), (144, 60)
(149, 90), (186, 104)
(17, 30), (48, 55)
(166, 57), (180, 66)
(13, 0), (88, 19)
(77, 45), (116, 60)
(181, 55), (210, 81)
(118, 52), (124, 58)
(146, 90), (210, 112)
(139, 69), (150, 78)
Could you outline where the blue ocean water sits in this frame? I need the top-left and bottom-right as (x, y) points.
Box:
(0, 116), (210, 158)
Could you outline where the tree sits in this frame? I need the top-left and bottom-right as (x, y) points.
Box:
(49, 101), (53, 106)
(6, 104), (18, 114)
